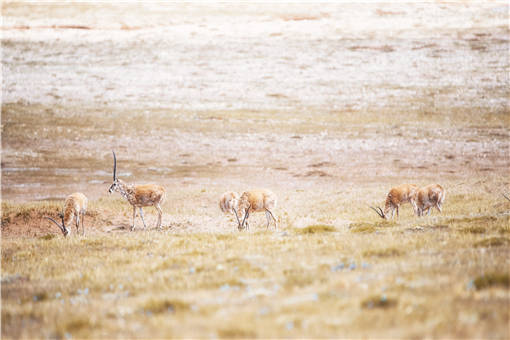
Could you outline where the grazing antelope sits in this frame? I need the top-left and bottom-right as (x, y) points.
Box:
(414, 184), (445, 216)
(219, 191), (242, 225)
(108, 151), (166, 231)
(371, 184), (418, 219)
(237, 189), (278, 231)
(45, 192), (88, 237)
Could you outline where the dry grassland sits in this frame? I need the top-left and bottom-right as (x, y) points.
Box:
(2, 2), (510, 339)
(2, 195), (510, 338)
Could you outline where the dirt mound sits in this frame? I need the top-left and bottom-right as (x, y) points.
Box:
(1, 203), (106, 239)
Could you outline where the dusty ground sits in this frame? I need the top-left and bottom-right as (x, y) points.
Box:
(1, 2), (509, 339)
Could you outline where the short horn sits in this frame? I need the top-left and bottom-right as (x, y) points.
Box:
(370, 206), (385, 219)
(45, 217), (67, 236)
(112, 150), (117, 181)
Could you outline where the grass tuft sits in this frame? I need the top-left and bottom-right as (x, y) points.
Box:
(473, 272), (510, 290)
(58, 317), (94, 335)
(33, 291), (48, 302)
(448, 215), (507, 234)
(142, 298), (189, 314)
(361, 295), (397, 309)
(363, 247), (404, 257)
(499, 225), (510, 234)
(296, 225), (336, 234)
(350, 224), (376, 233)
(460, 226), (486, 234)
(474, 237), (510, 248)
(39, 234), (56, 241)
(218, 327), (256, 338)
(349, 220), (397, 233)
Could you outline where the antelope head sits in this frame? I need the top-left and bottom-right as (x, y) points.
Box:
(45, 213), (70, 237)
(370, 206), (386, 219)
(108, 150), (120, 194)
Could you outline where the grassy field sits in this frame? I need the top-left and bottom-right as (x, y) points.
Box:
(2, 193), (510, 338)
(2, 2), (510, 339)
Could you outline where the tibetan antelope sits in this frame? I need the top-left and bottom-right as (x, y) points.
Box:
(45, 192), (88, 237)
(237, 189), (278, 231)
(219, 191), (242, 225)
(414, 184), (445, 216)
(108, 151), (166, 231)
(371, 184), (418, 219)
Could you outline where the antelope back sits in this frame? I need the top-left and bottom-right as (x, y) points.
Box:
(240, 189), (276, 212)
(133, 184), (166, 206)
(416, 184), (440, 207)
(387, 184), (417, 205)
(426, 184), (444, 203)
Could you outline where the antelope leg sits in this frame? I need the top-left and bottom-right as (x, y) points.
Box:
(155, 204), (163, 229)
(131, 206), (136, 231)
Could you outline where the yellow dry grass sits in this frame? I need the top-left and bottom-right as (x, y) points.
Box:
(2, 3), (509, 339)
(2, 191), (510, 339)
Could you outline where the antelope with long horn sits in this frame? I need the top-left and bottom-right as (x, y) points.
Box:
(108, 151), (166, 231)
(414, 184), (445, 216)
(45, 192), (88, 237)
(371, 184), (418, 219)
(236, 189), (278, 231)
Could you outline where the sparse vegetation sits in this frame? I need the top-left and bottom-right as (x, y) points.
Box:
(350, 224), (376, 233)
(296, 224), (336, 234)
(473, 273), (510, 290)
(361, 295), (398, 309)
(349, 220), (397, 233)
(474, 237), (510, 248)
(2, 2), (509, 339)
(2, 195), (509, 337)
(142, 298), (190, 314)
(460, 226), (486, 234)
(363, 247), (404, 257)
